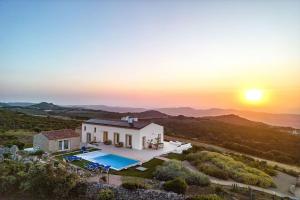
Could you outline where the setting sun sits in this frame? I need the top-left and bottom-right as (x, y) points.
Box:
(245, 89), (263, 103)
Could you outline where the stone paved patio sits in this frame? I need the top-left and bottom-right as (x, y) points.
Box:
(87, 141), (179, 163)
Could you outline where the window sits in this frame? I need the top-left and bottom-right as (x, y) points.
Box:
(94, 127), (96, 133)
(58, 140), (69, 151)
(58, 140), (63, 150)
(114, 132), (120, 144)
(84, 126), (86, 131)
(64, 140), (69, 150)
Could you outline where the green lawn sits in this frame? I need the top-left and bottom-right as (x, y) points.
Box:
(112, 158), (164, 179)
(54, 148), (98, 168)
(163, 153), (186, 161)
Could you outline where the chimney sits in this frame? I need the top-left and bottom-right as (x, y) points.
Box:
(127, 117), (133, 125)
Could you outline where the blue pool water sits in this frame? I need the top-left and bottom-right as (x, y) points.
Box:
(92, 154), (139, 170)
(76, 151), (140, 171)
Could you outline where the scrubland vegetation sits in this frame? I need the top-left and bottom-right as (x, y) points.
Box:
(0, 160), (79, 199)
(186, 151), (275, 188)
(154, 160), (210, 187)
(0, 108), (80, 148)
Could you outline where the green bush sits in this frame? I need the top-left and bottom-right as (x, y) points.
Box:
(0, 160), (79, 198)
(69, 182), (88, 199)
(29, 150), (44, 156)
(198, 163), (229, 180)
(163, 178), (187, 194)
(121, 182), (147, 190)
(154, 160), (210, 186)
(4, 140), (25, 150)
(3, 153), (11, 159)
(187, 194), (223, 200)
(214, 186), (225, 195)
(185, 171), (210, 186)
(153, 160), (186, 181)
(98, 188), (114, 200)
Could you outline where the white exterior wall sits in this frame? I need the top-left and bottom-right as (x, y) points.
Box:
(139, 123), (164, 149)
(82, 123), (141, 149)
(81, 122), (164, 150)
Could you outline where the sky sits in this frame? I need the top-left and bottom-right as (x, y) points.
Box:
(0, 0), (299, 113)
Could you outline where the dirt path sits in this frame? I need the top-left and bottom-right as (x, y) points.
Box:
(165, 135), (300, 173)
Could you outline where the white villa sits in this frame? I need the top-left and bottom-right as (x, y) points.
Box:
(81, 117), (164, 150)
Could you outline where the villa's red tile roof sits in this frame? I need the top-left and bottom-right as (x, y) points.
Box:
(41, 129), (79, 140)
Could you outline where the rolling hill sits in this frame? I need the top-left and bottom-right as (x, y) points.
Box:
(1, 102), (300, 165)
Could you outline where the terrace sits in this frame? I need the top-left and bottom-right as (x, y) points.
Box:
(86, 141), (191, 163)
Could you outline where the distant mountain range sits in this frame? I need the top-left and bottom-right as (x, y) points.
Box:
(155, 107), (300, 129)
(70, 105), (147, 113)
(1, 102), (300, 128)
(73, 105), (300, 129)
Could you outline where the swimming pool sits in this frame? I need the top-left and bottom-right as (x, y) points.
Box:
(76, 151), (140, 171)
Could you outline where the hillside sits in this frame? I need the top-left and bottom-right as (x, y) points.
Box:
(0, 108), (80, 131)
(28, 102), (63, 110)
(0, 102), (9, 107)
(151, 115), (300, 165)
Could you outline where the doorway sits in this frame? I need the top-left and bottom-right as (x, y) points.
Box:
(126, 134), (132, 148)
(103, 131), (108, 142)
(86, 133), (91, 143)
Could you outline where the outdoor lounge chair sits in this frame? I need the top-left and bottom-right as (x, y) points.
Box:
(85, 162), (101, 171)
(64, 155), (82, 162)
(103, 165), (111, 173)
(81, 146), (88, 153)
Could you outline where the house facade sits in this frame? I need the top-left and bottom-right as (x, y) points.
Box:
(33, 129), (80, 153)
(81, 117), (164, 150)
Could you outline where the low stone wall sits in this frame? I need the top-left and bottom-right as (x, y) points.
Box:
(86, 182), (185, 200)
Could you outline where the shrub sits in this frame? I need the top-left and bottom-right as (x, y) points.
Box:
(153, 160), (186, 181)
(98, 188), (114, 200)
(4, 140), (25, 150)
(3, 153), (11, 159)
(187, 194), (223, 200)
(154, 160), (210, 186)
(198, 164), (229, 180)
(0, 160), (79, 198)
(214, 186), (225, 195)
(185, 171), (210, 186)
(29, 150), (44, 156)
(163, 178), (187, 194)
(122, 182), (147, 190)
(69, 182), (88, 198)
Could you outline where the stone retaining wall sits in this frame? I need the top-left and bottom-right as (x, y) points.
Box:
(86, 182), (184, 200)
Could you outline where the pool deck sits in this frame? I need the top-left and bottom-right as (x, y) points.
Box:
(86, 141), (179, 163)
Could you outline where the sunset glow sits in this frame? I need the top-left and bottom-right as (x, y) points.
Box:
(245, 89), (263, 103)
(0, 0), (299, 113)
